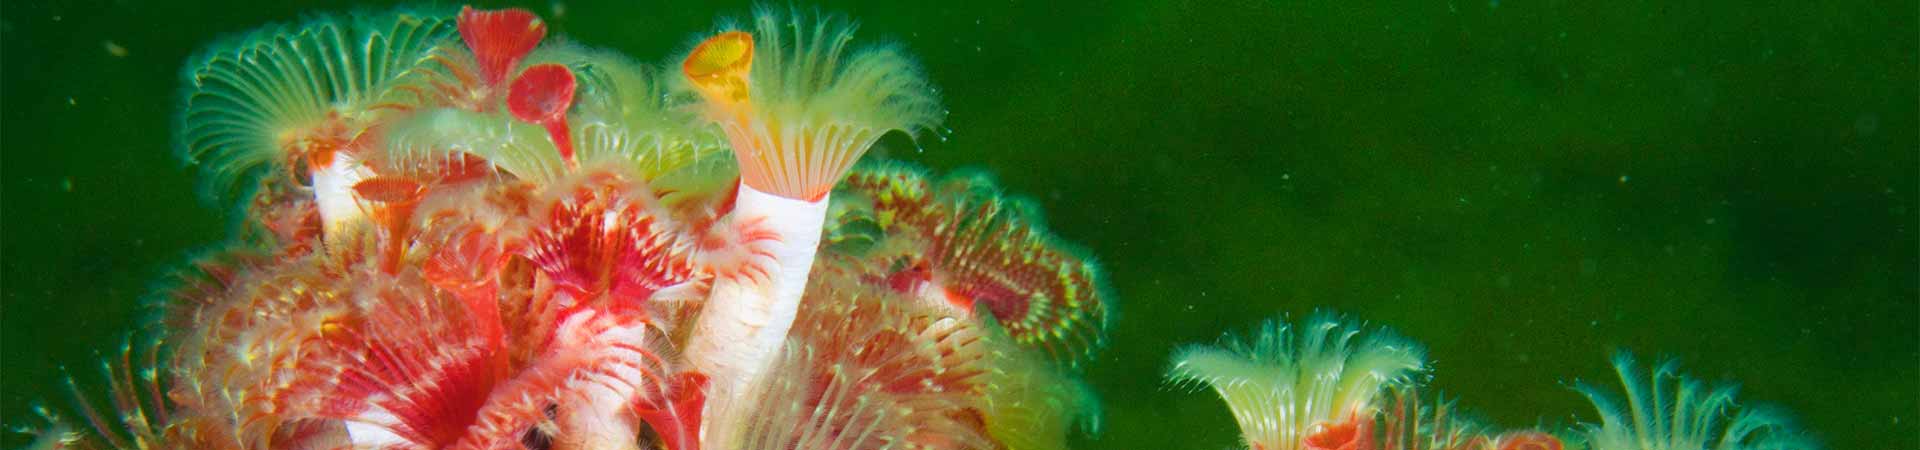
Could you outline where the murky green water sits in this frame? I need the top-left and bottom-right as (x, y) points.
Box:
(3, 1), (1914, 449)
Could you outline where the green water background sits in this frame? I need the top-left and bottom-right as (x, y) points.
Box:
(2, 0), (1914, 448)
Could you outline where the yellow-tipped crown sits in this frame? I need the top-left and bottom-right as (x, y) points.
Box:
(684, 31), (755, 111)
(682, 9), (943, 201)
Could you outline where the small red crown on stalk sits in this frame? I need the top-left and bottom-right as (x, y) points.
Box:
(458, 6), (546, 86)
(352, 175), (426, 274)
(509, 64), (579, 168)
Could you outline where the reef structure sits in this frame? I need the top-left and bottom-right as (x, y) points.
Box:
(23, 6), (1107, 450)
(13, 5), (1826, 450)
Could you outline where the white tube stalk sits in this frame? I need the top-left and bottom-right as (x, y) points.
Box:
(554, 316), (651, 450)
(686, 183), (829, 399)
(311, 151), (373, 240)
(343, 411), (407, 447)
(555, 385), (642, 450)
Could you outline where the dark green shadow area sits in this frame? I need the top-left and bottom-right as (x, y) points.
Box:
(3, 1), (1913, 449)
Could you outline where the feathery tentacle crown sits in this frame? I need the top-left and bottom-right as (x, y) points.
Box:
(456, 6), (546, 87)
(973, 314), (1104, 450)
(1167, 312), (1427, 450)
(684, 9), (944, 201)
(706, 273), (994, 450)
(1576, 353), (1818, 450)
(383, 31), (719, 185)
(830, 163), (1113, 368)
(1372, 386), (1498, 450)
(24, 336), (174, 450)
(177, 10), (458, 201)
(561, 50), (725, 179)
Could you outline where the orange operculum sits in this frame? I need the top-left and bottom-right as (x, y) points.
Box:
(1304, 412), (1376, 450)
(353, 176), (426, 273)
(292, 112), (354, 175)
(457, 6), (547, 86)
(353, 176), (424, 204)
(682, 31), (754, 114)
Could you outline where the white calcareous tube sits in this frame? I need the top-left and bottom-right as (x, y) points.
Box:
(343, 410), (408, 447)
(311, 151), (373, 240)
(553, 312), (651, 450)
(685, 183), (829, 399)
